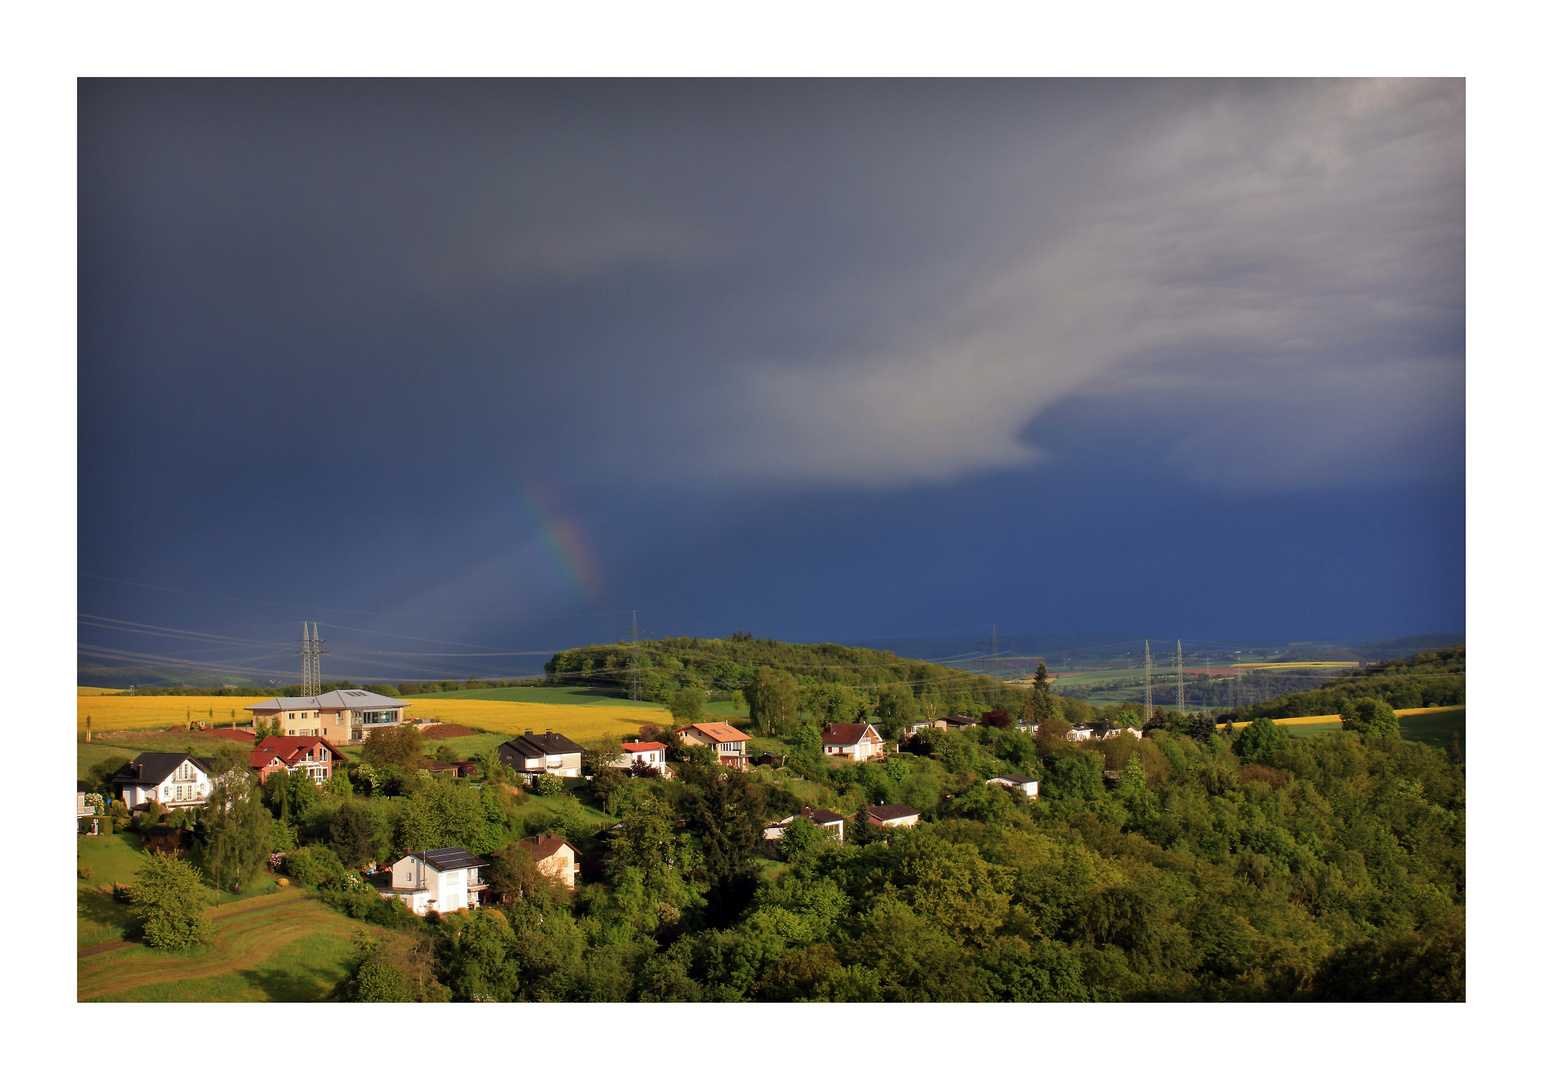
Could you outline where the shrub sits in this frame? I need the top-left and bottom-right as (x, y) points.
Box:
(129, 852), (214, 951)
(532, 773), (565, 797)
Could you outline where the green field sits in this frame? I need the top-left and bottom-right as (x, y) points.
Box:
(78, 890), (369, 1002)
(1283, 708), (1464, 751)
(411, 685), (667, 708)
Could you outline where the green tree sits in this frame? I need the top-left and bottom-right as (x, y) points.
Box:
(1341, 697), (1400, 739)
(329, 800), (382, 867)
(362, 724), (427, 770)
(130, 851), (214, 950)
(1234, 716), (1290, 763)
(777, 815), (829, 860)
(1027, 663), (1053, 724)
(875, 683), (919, 741)
(669, 686), (707, 725)
(198, 767), (273, 894)
(748, 667), (800, 736)
(582, 733), (625, 775)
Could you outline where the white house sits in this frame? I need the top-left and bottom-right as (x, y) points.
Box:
(821, 722), (886, 761)
(383, 847), (490, 916)
(610, 740), (674, 778)
(1067, 725), (1097, 742)
(497, 730), (586, 784)
(110, 753), (218, 811)
(987, 774), (1040, 799)
(859, 803), (921, 829)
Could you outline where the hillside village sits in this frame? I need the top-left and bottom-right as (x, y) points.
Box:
(77, 645), (1466, 1003)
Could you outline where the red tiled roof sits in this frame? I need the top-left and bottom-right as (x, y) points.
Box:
(248, 751), (284, 769)
(622, 741), (666, 752)
(254, 735), (348, 765)
(684, 721), (751, 744)
(822, 723), (879, 745)
(516, 833), (576, 862)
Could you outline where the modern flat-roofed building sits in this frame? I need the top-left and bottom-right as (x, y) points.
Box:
(244, 689), (412, 744)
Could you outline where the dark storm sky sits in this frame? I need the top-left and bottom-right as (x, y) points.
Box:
(77, 78), (1465, 682)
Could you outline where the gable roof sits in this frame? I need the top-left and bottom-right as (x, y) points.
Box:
(621, 741), (666, 752)
(414, 847), (489, 872)
(683, 721), (751, 744)
(821, 722), (880, 745)
(516, 834), (577, 862)
(111, 753), (218, 787)
(502, 730), (585, 758)
(254, 734), (348, 764)
(248, 751), (287, 770)
(244, 689), (410, 712)
(802, 807), (844, 825)
(992, 774), (1036, 785)
(864, 803), (920, 821)
(941, 714), (979, 726)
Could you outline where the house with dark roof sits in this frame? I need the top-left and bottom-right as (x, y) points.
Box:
(247, 735), (347, 785)
(821, 722), (886, 761)
(110, 753), (221, 812)
(763, 806), (846, 853)
(515, 833), (580, 889)
(857, 802), (921, 829)
(497, 730), (585, 784)
(987, 774), (1040, 798)
(679, 721), (752, 770)
(244, 688), (412, 745)
(383, 847), (490, 916)
(941, 714), (979, 729)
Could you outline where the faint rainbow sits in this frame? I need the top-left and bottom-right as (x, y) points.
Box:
(520, 485), (602, 603)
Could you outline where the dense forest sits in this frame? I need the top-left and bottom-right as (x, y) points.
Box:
(1221, 646), (1465, 723)
(544, 634), (1022, 715)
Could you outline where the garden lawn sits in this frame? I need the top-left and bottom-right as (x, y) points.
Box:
(78, 891), (369, 1002)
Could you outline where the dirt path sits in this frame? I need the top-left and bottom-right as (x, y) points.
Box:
(76, 890), (312, 958)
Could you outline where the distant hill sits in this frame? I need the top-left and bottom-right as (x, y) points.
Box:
(1273, 634), (1464, 663)
(545, 634), (1016, 711)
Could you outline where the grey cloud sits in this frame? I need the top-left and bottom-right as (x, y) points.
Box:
(662, 79), (1463, 490)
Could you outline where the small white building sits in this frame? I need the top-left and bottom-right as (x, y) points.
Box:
(1067, 725), (1096, 742)
(383, 847), (490, 916)
(110, 753), (218, 811)
(987, 774), (1040, 799)
(609, 740), (675, 778)
(822, 722), (886, 761)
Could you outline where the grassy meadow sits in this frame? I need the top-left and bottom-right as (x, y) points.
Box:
(1235, 705), (1465, 751)
(78, 890), (367, 1002)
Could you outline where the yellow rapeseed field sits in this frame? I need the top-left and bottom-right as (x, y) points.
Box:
(77, 693), (271, 733)
(405, 699), (670, 742)
(76, 688), (668, 741)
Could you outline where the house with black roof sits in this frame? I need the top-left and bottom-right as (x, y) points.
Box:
(383, 847), (491, 916)
(496, 729), (585, 784)
(110, 753), (221, 812)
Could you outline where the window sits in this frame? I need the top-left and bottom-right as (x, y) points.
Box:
(288, 713), (295, 720)
(163, 786), (170, 798)
(175, 785), (183, 801)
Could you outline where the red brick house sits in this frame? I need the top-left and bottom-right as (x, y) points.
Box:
(247, 735), (347, 784)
